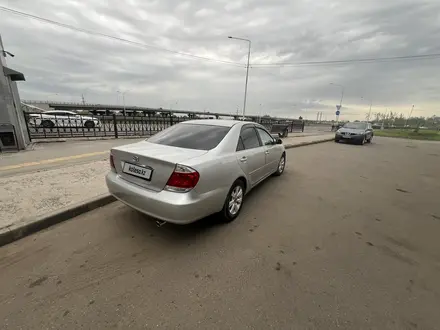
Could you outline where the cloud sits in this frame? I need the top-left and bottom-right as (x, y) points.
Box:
(1, 0), (439, 120)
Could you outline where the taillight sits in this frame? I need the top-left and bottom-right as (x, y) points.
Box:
(110, 154), (116, 170)
(165, 164), (199, 192)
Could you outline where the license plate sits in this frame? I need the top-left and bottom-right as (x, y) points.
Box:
(122, 163), (152, 180)
(344, 134), (351, 138)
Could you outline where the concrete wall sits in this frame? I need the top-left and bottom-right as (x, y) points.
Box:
(0, 35), (30, 150)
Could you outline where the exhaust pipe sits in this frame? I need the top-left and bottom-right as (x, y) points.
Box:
(156, 220), (167, 227)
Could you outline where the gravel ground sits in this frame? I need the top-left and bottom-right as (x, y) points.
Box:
(0, 160), (109, 230)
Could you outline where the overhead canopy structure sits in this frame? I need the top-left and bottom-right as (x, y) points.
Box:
(3, 66), (25, 81)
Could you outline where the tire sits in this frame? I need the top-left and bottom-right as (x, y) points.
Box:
(358, 135), (366, 145)
(220, 180), (245, 223)
(274, 153), (286, 176)
(367, 135), (373, 143)
(41, 120), (55, 128)
(84, 121), (95, 129)
(335, 138), (340, 143)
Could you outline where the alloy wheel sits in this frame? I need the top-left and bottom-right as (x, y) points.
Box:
(228, 186), (243, 216)
(278, 156), (285, 173)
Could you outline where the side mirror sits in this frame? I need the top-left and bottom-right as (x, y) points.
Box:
(276, 138), (283, 144)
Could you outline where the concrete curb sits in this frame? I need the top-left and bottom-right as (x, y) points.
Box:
(33, 135), (150, 144)
(284, 137), (333, 149)
(0, 137), (332, 247)
(0, 193), (115, 247)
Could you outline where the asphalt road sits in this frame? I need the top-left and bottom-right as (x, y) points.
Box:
(1, 137), (439, 329)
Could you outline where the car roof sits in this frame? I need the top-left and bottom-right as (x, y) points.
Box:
(182, 119), (253, 127)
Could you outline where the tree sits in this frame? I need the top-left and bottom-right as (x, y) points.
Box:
(371, 111), (434, 128)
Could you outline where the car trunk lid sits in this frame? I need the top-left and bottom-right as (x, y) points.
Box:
(111, 141), (207, 192)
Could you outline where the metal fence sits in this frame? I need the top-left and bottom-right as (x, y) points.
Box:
(24, 111), (305, 140)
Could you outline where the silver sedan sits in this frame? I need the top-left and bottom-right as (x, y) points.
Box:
(106, 120), (286, 224)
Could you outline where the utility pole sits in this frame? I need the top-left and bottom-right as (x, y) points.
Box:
(381, 108), (388, 129)
(81, 93), (86, 105)
(367, 100), (373, 121)
(362, 96), (373, 121)
(405, 104), (414, 127)
(228, 36), (251, 119)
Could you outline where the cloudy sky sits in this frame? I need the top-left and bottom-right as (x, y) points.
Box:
(1, 0), (439, 120)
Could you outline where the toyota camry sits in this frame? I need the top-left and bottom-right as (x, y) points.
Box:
(106, 120), (286, 225)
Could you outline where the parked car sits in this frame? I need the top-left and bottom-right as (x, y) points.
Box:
(106, 120), (286, 225)
(28, 111), (101, 128)
(335, 122), (374, 145)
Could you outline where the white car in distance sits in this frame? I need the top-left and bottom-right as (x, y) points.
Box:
(28, 111), (101, 129)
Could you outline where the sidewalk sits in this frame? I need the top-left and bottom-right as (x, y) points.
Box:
(0, 133), (333, 241)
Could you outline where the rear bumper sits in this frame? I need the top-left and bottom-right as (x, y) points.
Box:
(105, 171), (226, 224)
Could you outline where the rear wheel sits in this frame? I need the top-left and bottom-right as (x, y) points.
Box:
(84, 120), (95, 129)
(220, 180), (245, 223)
(41, 120), (55, 128)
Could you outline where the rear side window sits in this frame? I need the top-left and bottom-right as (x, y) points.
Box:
(240, 127), (261, 149)
(148, 123), (230, 150)
(236, 137), (245, 151)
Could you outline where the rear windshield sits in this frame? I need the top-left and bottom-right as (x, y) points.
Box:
(147, 123), (230, 150)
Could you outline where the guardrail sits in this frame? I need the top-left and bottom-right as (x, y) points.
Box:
(24, 112), (306, 140)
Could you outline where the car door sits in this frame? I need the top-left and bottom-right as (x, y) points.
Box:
(236, 126), (266, 186)
(51, 111), (69, 127)
(73, 113), (84, 127)
(47, 112), (64, 127)
(63, 112), (79, 127)
(365, 123), (373, 139)
(255, 127), (280, 175)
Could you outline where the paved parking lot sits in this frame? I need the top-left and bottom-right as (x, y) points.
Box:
(1, 137), (439, 329)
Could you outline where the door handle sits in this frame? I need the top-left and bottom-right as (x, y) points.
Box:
(265, 150), (270, 154)
(239, 156), (247, 162)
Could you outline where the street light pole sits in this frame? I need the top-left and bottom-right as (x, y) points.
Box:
(81, 88), (90, 105)
(122, 93), (126, 116)
(259, 103), (262, 122)
(117, 90), (130, 116)
(228, 36), (251, 119)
